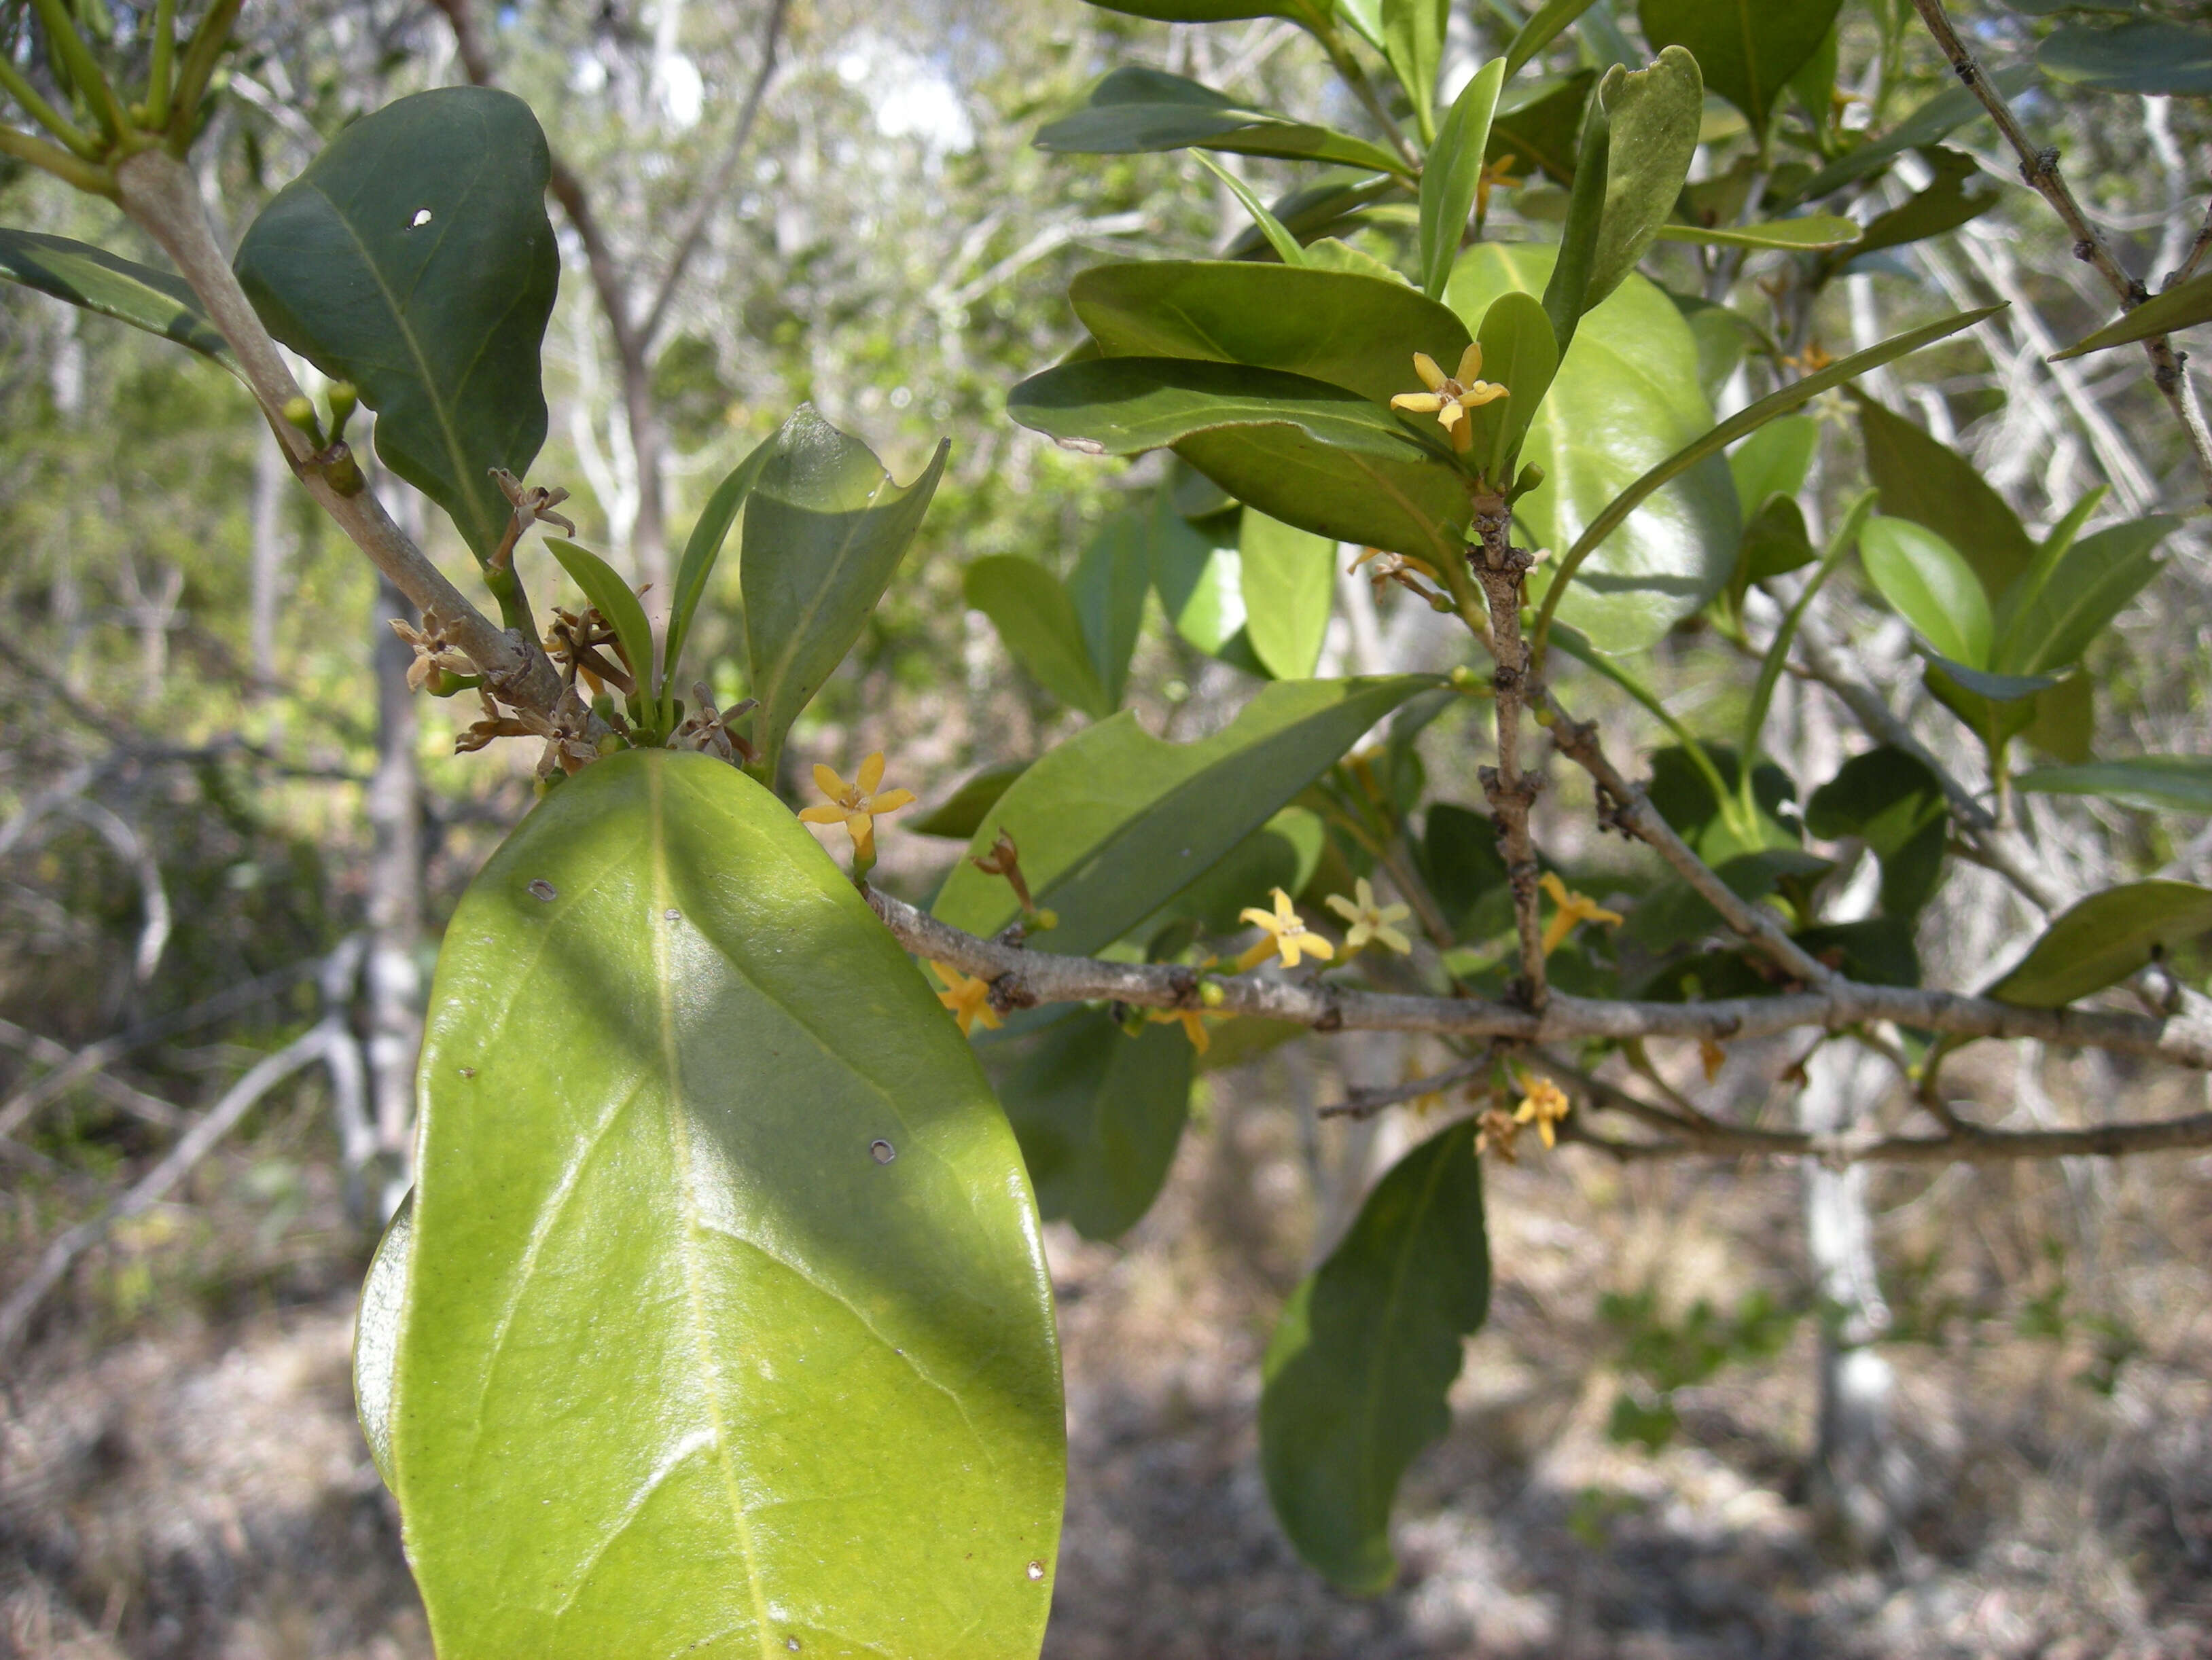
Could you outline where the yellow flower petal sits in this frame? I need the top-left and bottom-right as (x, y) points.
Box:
(857, 751), (886, 795)
(1450, 419), (1474, 454)
(1325, 892), (1360, 924)
(1461, 382), (1510, 408)
(1374, 922), (1413, 956)
(798, 804), (848, 824)
(1302, 934), (1336, 962)
(1272, 888), (1298, 924)
(813, 763), (851, 802)
(1238, 906), (1279, 933)
(1540, 871), (1570, 906)
(1455, 342), (1484, 384)
(1412, 352), (1447, 392)
(1391, 392), (1445, 414)
(1435, 399), (1465, 431)
(872, 787), (917, 814)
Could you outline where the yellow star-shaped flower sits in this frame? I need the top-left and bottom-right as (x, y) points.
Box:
(1539, 871), (1624, 957)
(1325, 877), (1414, 956)
(927, 961), (1003, 1036)
(1389, 344), (1508, 454)
(1235, 887), (1336, 971)
(1513, 1071), (1571, 1149)
(798, 751), (916, 864)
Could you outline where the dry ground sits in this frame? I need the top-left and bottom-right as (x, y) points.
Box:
(4, 1047), (2210, 1659)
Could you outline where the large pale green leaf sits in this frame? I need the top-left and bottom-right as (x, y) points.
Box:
(1988, 880), (2212, 1007)
(742, 407), (949, 775)
(1855, 395), (2035, 596)
(1858, 516), (1992, 668)
(1586, 48), (1704, 310)
(0, 228), (234, 368)
(2016, 757), (2212, 815)
(965, 555), (1112, 717)
(1070, 510), (1152, 710)
(1006, 357), (1470, 564)
(1728, 414), (1819, 514)
(1069, 260), (1471, 405)
(993, 1009), (1192, 1241)
(391, 751), (1063, 1657)
(1448, 242), (1737, 651)
(933, 675), (1438, 953)
(2039, 19), (2212, 96)
(234, 87), (558, 564)
(1035, 67), (1409, 177)
(1241, 511), (1336, 679)
(1993, 516), (2173, 675)
(1260, 1119), (1488, 1593)
(2052, 268), (2212, 361)
(1420, 58), (1507, 300)
(1380, 0), (1450, 139)
(1638, 0), (1842, 138)
(1150, 494), (1269, 673)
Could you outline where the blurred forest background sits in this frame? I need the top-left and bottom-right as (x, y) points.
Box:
(2, 1), (2210, 1655)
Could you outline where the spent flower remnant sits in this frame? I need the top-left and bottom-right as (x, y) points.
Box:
(800, 751), (916, 867)
(1514, 1072), (1572, 1149)
(1390, 345), (1508, 454)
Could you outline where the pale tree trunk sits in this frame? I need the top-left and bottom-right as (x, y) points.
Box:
(1798, 1040), (1913, 1555)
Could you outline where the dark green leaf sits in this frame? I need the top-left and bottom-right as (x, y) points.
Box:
(1489, 69), (1597, 185)
(2023, 672), (2094, 765)
(932, 675), (1440, 954)
(1855, 395), (2036, 596)
(1153, 807), (1327, 935)
(912, 762), (1031, 838)
(2039, 20), (2212, 96)
(1993, 515), (2172, 674)
(1421, 802), (1510, 937)
(1421, 57), (1506, 299)
(1450, 242), (1738, 652)
(1070, 259), (1473, 405)
(1541, 79), (1612, 347)
(393, 751), (1063, 1656)
(1858, 516), (1993, 667)
(234, 87), (558, 563)
(1505, 0), (1607, 77)
(1655, 214), (1862, 251)
(1071, 510), (1152, 709)
(548, 538), (659, 710)
(742, 408), (949, 775)
(664, 432), (772, 710)
(1194, 151), (1312, 268)
(1923, 653), (2058, 704)
(1806, 746), (1948, 916)
(1006, 357), (1469, 564)
(2017, 757), (2212, 814)
(1796, 917), (1921, 988)
(994, 1009), (1192, 1241)
(1638, 0), (1842, 139)
(1225, 175), (1405, 260)
(1627, 848), (1830, 950)
(1241, 509), (1337, 679)
(1791, 68), (2035, 201)
(1738, 493), (1817, 585)
(1260, 1119), (1487, 1594)
(2052, 268), (2212, 361)
(1647, 744), (1800, 863)
(965, 556), (1112, 717)
(1988, 880), (2212, 1006)
(0, 227), (234, 367)
(1586, 48), (1704, 308)
(1848, 147), (2000, 261)
(1035, 66), (1410, 177)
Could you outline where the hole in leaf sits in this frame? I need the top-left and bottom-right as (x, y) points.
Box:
(527, 879), (558, 902)
(410, 208), (433, 228)
(870, 1139), (895, 1164)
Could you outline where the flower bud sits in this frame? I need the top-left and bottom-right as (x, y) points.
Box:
(1198, 979), (1226, 1009)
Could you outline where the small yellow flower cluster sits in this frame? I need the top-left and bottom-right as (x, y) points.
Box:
(1390, 345), (1508, 455)
(800, 751), (916, 865)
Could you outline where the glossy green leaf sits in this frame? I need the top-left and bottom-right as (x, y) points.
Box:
(1304, 237), (1410, 282)
(1790, 68), (2035, 202)
(1994, 516), (2172, 675)
(1923, 654), (2058, 704)
(1463, 289), (1560, 484)
(393, 751), (1063, 1657)
(1848, 147), (2000, 261)
(1034, 66), (1410, 177)
(1422, 802), (1510, 939)
(2052, 269), (2212, 361)
(1421, 58), (1506, 299)
(742, 407), (950, 775)
(1380, 0), (1450, 139)
(912, 762), (1030, 838)
(1150, 492), (1269, 672)
(1540, 79), (1612, 348)
(1729, 415), (1819, 514)
(1988, 880), (2212, 1007)
(1224, 175), (1406, 261)
(2039, 20), (2212, 96)
(1260, 1119), (1488, 1594)
(0, 227), (234, 368)
(1006, 357), (1469, 564)
(1638, 0), (1842, 139)
(1857, 516), (1992, 668)
(1241, 511), (1337, 679)
(1505, 0), (1606, 77)
(1489, 70), (1596, 185)
(1805, 747), (1948, 917)
(1069, 259), (1472, 406)
(234, 87), (558, 564)
(1655, 214), (1862, 251)
(1153, 807), (1327, 935)
(965, 556), (1112, 717)
(664, 433), (774, 712)
(1070, 510), (1152, 710)
(548, 538), (660, 711)
(1585, 48), (1704, 310)
(2016, 757), (2212, 814)
(993, 1009), (1192, 1241)
(1855, 394), (2035, 595)
(1449, 242), (1737, 652)
(933, 675), (1438, 954)
(1192, 151), (1311, 267)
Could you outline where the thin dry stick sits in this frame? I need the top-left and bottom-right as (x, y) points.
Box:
(1908, 0), (2212, 507)
(1321, 1054), (1491, 1121)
